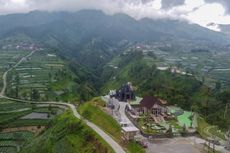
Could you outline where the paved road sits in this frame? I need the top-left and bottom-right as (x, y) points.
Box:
(0, 51), (126, 153)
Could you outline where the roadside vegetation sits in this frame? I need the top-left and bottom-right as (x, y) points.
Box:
(78, 97), (146, 153)
(20, 111), (114, 153)
(197, 116), (226, 140)
(101, 51), (230, 131)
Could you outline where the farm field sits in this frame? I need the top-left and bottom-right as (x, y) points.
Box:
(151, 50), (230, 89)
(0, 131), (34, 153)
(0, 99), (31, 112)
(0, 98), (62, 128)
(5, 49), (79, 102)
(0, 50), (30, 91)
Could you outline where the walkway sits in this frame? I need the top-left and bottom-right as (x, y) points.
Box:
(119, 102), (135, 126)
(0, 51), (126, 153)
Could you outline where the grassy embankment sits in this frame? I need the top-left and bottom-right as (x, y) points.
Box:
(20, 111), (114, 153)
(197, 116), (226, 140)
(78, 97), (145, 153)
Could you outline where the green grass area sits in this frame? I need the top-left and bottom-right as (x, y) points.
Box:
(177, 111), (192, 128)
(197, 116), (211, 138)
(197, 116), (226, 140)
(208, 126), (226, 140)
(78, 97), (146, 153)
(127, 141), (146, 153)
(78, 98), (121, 141)
(5, 119), (50, 128)
(21, 111), (114, 153)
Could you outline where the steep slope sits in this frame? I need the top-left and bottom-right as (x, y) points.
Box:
(101, 51), (230, 129)
(20, 111), (114, 153)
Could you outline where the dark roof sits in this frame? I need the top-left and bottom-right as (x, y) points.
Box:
(140, 96), (162, 109)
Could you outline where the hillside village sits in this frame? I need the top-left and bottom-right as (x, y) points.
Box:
(0, 7), (230, 153)
(102, 82), (230, 152)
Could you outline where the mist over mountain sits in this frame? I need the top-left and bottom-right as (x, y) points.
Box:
(218, 24), (230, 35)
(0, 10), (230, 44)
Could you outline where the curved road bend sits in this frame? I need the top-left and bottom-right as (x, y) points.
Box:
(0, 51), (126, 153)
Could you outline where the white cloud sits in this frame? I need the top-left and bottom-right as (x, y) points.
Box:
(1, 0), (230, 31)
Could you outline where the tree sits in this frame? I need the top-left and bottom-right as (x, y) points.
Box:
(31, 89), (40, 101)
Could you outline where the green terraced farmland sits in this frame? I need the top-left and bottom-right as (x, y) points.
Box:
(0, 131), (34, 153)
(0, 100), (31, 112)
(0, 131), (33, 141)
(0, 50), (30, 90)
(6, 50), (79, 102)
(0, 146), (17, 153)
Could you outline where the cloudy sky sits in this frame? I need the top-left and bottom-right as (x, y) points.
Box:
(1, 0), (230, 31)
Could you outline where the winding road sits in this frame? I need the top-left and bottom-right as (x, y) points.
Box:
(0, 50), (126, 153)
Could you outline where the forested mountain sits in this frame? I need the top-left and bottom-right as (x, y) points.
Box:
(1, 10), (230, 90)
(0, 10), (230, 129)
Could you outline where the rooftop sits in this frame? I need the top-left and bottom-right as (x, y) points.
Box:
(122, 126), (139, 132)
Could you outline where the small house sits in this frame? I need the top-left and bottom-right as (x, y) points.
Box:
(139, 96), (167, 116)
(122, 126), (139, 141)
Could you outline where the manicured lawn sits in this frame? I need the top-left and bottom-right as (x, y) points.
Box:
(177, 111), (192, 128)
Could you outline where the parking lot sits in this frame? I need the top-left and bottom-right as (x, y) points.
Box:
(146, 137), (204, 153)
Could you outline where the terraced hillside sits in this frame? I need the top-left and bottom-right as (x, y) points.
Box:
(3, 49), (79, 102)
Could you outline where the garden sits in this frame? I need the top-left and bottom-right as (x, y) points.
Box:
(135, 106), (194, 136)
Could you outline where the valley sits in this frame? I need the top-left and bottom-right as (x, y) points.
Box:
(0, 10), (229, 153)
